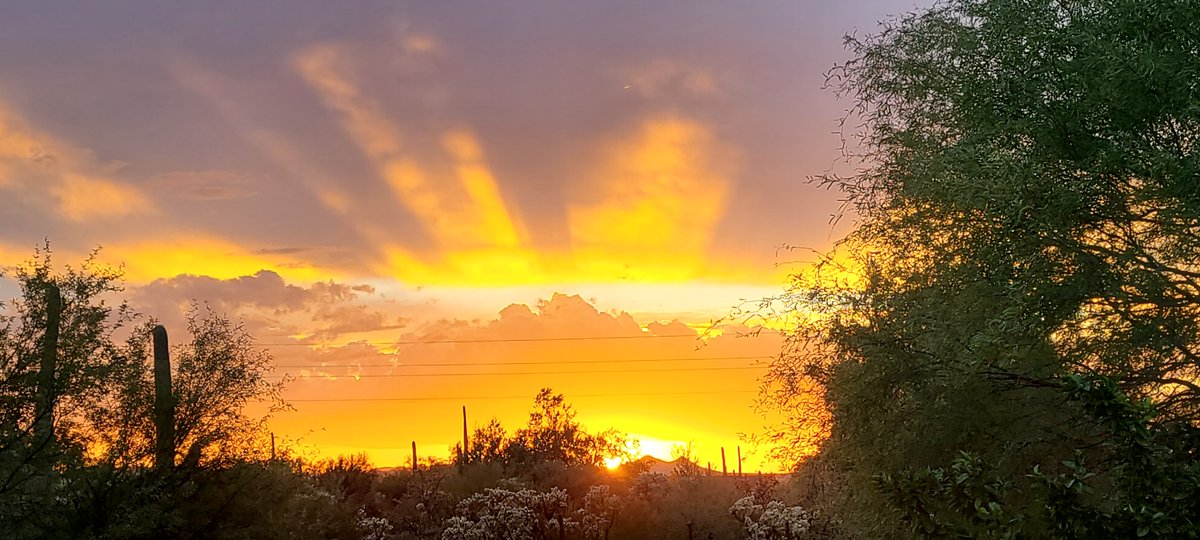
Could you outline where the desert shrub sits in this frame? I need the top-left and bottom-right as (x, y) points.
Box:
(441, 487), (572, 540)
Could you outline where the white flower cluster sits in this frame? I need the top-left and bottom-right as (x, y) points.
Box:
(729, 496), (811, 539)
(441, 487), (573, 540)
(297, 486), (338, 503)
(577, 485), (621, 539)
(356, 507), (394, 540)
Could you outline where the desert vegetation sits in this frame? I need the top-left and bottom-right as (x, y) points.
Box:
(4, 0), (1199, 538)
(758, 0), (1200, 537)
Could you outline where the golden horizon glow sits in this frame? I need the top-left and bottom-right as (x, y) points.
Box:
(0, 2), (871, 476)
(97, 235), (337, 284)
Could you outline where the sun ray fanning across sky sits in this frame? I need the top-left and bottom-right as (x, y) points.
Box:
(0, 0), (897, 473)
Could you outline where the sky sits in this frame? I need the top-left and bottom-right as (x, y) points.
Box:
(0, 1), (919, 472)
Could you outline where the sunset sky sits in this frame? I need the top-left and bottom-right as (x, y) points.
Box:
(0, 1), (919, 472)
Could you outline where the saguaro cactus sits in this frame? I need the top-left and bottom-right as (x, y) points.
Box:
(152, 325), (175, 470)
(33, 283), (62, 449)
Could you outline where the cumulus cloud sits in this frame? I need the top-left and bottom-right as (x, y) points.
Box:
(310, 304), (404, 341)
(136, 270), (318, 312)
(130, 269), (390, 343)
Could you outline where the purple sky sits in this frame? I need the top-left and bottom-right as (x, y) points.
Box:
(0, 0), (919, 284)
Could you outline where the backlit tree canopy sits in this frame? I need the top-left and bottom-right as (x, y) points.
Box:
(766, 0), (1200, 536)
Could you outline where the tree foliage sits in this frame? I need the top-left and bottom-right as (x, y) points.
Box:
(89, 305), (287, 468)
(455, 389), (631, 472)
(0, 246), (289, 538)
(0, 246), (142, 531)
(764, 0), (1200, 536)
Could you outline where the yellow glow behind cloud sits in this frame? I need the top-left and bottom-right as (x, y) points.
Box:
(171, 44), (773, 288)
(442, 129), (526, 248)
(568, 115), (733, 281)
(356, 113), (753, 287)
(101, 235), (332, 284)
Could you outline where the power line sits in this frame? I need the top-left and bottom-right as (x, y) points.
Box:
(254, 334), (700, 347)
(287, 389), (757, 403)
(272, 355), (769, 369)
(272, 365), (765, 379)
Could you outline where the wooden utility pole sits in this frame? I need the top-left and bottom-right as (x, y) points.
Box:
(34, 284), (62, 450)
(153, 325), (176, 470)
(412, 441), (418, 472)
(270, 432), (276, 462)
(721, 447), (727, 476)
(461, 405), (469, 463)
(737, 446), (743, 477)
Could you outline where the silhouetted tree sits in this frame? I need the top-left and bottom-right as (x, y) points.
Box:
(764, 0), (1200, 536)
(0, 246), (141, 535)
(454, 389), (631, 472)
(462, 417), (509, 465)
(0, 245), (291, 538)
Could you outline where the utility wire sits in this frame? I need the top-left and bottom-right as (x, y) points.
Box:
(272, 365), (765, 379)
(272, 355), (769, 369)
(287, 389), (757, 403)
(254, 334), (700, 347)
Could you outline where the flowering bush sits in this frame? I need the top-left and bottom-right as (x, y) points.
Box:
(729, 496), (811, 539)
(441, 487), (573, 540)
(356, 507), (393, 540)
(577, 485), (621, 539)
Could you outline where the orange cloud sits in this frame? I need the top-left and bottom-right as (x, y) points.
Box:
(53, 174), (154, 221)
(0, 105), (155, 222)
(0, 107), (46, 163)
